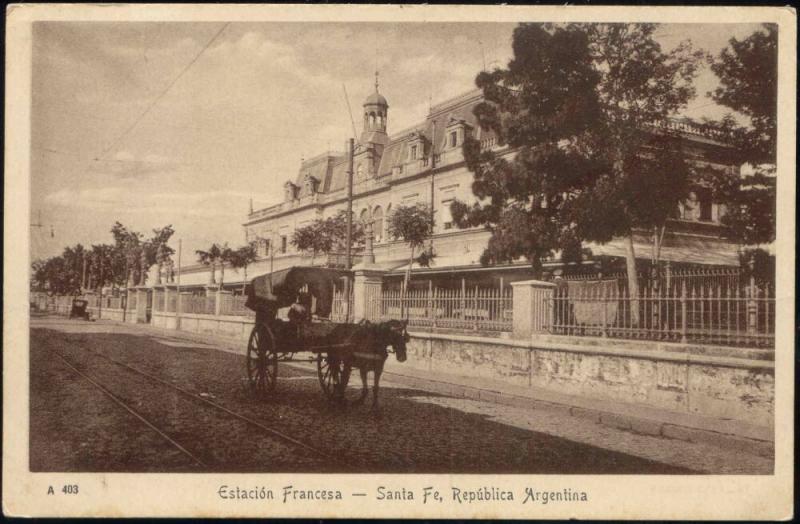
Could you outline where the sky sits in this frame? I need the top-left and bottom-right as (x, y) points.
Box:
(30, 21), (766, 261)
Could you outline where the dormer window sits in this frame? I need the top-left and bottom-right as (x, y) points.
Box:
(284, 182), (298, 202)
(444, 117), (473, 151)
(406, 130), (428, 164)
(303, 174), (319, 195)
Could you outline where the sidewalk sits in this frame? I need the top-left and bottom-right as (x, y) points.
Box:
(94, 317), (775, 458)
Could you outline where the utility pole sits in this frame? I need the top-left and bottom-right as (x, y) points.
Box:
(98, 262), (103, 319)
(81, 252), (87, 291)
(344, 137), (355, 322)
(429, 119), (437, 255)
(176, 239), (182, 330)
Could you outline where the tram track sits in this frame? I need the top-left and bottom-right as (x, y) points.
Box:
(52, 345), (354, 472)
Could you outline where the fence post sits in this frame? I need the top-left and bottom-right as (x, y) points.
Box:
(510, 280), (556, 340)
(601, 285), (608, 337)
(747, 277), (757, 334)
(353, 267), (386, 321)
(680, 280), (688, 343)
(473, 285), (479, 332)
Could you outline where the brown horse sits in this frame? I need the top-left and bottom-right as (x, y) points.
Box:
(336, 319), (409, 411)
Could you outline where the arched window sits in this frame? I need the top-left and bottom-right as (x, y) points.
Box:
(360, 208), (370, 224)
(373, 206), (383, 242)
(385, 204), (392, 240)
(356, 163), (364, 181)
(369, 113), (376, 128)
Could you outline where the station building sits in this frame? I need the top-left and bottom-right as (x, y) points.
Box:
(169, 80), (741, 293)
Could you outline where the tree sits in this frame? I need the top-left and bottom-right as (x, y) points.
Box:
(87, 244), (117, 291)
(196, 243), (223, 285)
(291, 210), (365, 264)
(218, 243), (234, 286)
(228, 242), (259, 292)
(149, 225), (175, 284)
(453, 23), (703, 322)
(387, 203), (434, 291)
(111, 222), (143, 287)
(700, 24), (777, 247)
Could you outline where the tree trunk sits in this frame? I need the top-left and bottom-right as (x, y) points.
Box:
(156, 262), (163, 285)
(624, 234), (640, 326)
(219, 262), (225, 287)
(208, 264), (216, 285)
(404, 247), (415, 294)
(401, 247), (415, 319)
(242, 265), (248, 294)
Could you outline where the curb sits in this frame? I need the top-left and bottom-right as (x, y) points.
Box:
(374, 369), (775, 460)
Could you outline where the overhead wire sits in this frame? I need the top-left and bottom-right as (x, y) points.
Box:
(93, 22), (230, 162)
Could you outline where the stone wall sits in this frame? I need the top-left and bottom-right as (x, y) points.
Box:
(151, 311), (253, 345)
(403, 332), (774, 427)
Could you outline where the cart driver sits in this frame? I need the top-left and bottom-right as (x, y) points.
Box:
(288, 291), (313, 337)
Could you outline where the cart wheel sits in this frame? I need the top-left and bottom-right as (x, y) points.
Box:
(318, 353), (348, 401)
(246, 325), (278, 398)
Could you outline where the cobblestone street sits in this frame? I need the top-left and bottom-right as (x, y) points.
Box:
(30, 317), (772, 474)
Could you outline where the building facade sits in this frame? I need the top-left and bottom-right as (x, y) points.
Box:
(171, 82), (741, 291)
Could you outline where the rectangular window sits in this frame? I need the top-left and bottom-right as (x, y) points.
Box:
(449, 131), (458, 148)
(410, 145), (417, 160)
(698, 188), (713, 221)
(441, 198), (454, 230)
(280, 236), (287, 254)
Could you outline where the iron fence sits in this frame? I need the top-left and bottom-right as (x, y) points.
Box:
(331, 288), (354, 322)
(180, 295), (215, 315)
(547, 279), (774, 348)
(219, 295), (254, 317)
(374, 287), (513, 332)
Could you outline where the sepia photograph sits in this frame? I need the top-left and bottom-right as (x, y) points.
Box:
(5, 3), (795, 519)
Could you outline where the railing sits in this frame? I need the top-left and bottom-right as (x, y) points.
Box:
(546, 279), (774, 348)
(181, 295), (216, 315)
(153, 290), (164, 312)
(220, 295), (254, 317)
(374, 287), (513, 333)
(331, 288), (354, 322)
(562, 267), (745, 295)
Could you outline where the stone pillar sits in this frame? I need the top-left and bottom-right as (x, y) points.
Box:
(152, 285), (165, 313)
(353, 267), (387, 321)
(216, 289), (232, 316)
(164, 284), (176, 313)
(136, 286), (149, 323)
(511, 280), (556, 340)
(363, 221), (375, 264)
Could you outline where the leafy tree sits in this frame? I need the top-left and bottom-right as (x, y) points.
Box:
(87, 244), (117, 290)
(453, 23), (703, 322)
(111, 222), (143, 286)
(700, 24), (777, 247)
(228, 242), (259, 292)
(387, 203), (434, 291)
(196, 243), (223, 285)
(149, 225), (175, 284)
(291, 210), (364, 264)
(218, 243), (234, 286)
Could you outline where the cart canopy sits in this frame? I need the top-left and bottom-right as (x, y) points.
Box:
(245, 266), (350, 317)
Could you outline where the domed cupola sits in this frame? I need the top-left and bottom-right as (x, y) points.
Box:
(361, 71), (389, 146)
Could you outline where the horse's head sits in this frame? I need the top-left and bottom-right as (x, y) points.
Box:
(383, 319), (409, 363)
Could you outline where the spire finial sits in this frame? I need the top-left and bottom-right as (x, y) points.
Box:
(375, 70), (379, 92)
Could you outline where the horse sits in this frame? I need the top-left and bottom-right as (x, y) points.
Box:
(335, 319), (409, 412)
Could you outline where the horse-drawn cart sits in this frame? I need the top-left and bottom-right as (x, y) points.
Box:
(243, 267), (408, 404)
